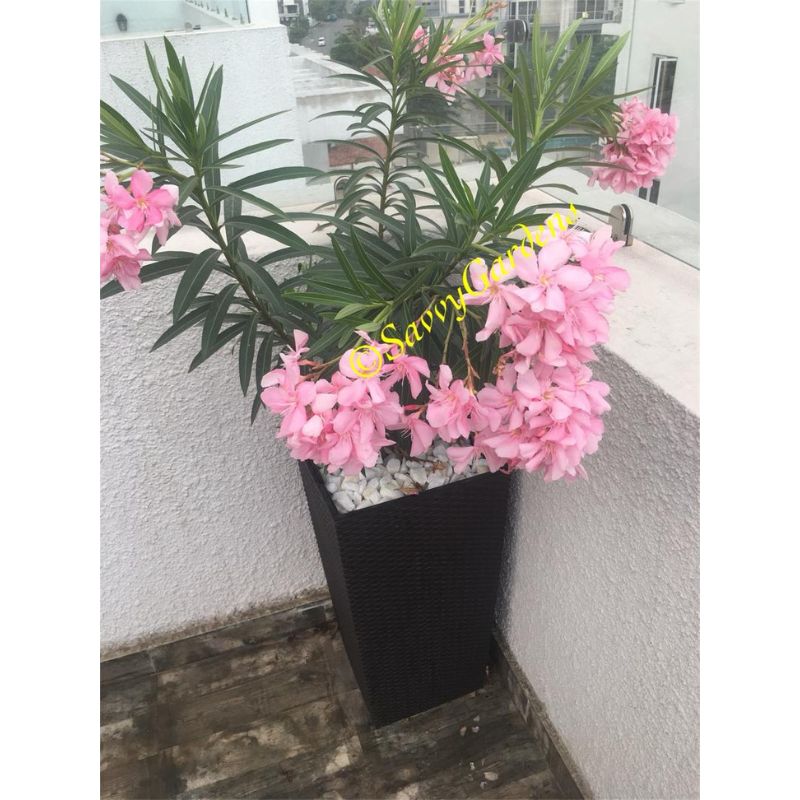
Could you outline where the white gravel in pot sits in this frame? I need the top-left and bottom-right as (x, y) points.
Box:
(321, 441), (489, 514)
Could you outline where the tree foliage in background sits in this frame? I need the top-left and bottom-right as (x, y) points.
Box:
(308, 0), (346, 21)
(288, 16), (310, 44)
(330, 29), (380, 70)
(100, 0), (630, 418)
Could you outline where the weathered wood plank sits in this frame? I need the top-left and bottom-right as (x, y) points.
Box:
(154, 658), (332, 750)
(156, 623), (330, 705)
(167, 696), (354, 797)
(149, 603), (334, 672)
(100, 621), (567, 800)
(101, 651), (154, 685)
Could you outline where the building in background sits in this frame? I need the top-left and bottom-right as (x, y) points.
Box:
(278, 0), (306, 24)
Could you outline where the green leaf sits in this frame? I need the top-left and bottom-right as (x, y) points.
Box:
(330, 237), (370, 299)
(172, 249), (219, 322)
(334, 303), (375, 320)
(202, 110), (288, 151)
(201, 283), (239, 355)
(238, 315), (259, 394)
(150, 304), (210, 351)
(250, 331), (275, 423)
(350, 229), (396, 294)
(237, 260), (286, 314)
(178, 176), (199, 205)
(189, 322), (246, 372)
(226, 216), (308, 250)
(215, 139), (292, 165)
(230, 167), (322, 192)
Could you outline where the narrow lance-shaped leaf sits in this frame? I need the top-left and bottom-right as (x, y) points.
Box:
(173, 248), (219, 322)
(201, 283), (239, 355)
(250, 331), (275, 423)
(151, 304), (211, 352)
(189, 321), (247, 372)
(238, 314), (259, 394)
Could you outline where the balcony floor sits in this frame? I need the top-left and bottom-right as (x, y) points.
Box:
(101, 604), (565, 799)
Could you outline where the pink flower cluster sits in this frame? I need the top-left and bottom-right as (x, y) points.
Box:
(262, 225), (629, 482)
(413, 27), (504, 101)
(420, 228), (627, 481)
(261, 331), (431, 476)
(100, 170), (180, 291)
(589, 97), (678, 193)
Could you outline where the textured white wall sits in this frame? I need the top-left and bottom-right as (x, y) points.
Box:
(100, 268), (326, 656)
(497, 348), (699, 799)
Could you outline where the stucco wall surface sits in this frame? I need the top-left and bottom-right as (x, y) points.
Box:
(497, 348), (699, 800)
(100, 268), (326, 656)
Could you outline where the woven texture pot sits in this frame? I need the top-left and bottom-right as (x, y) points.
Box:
(299, 460), (511, 726)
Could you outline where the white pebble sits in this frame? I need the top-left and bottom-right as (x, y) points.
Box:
(332, 491), (355, 512)
(386, 457), (401, 473)
(427, 473), (446, 489)
(409, 466), (428, 486)
(341, 475), (362, 491)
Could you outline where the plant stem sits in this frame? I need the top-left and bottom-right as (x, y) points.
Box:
(376, 84), (402, 240)
(458, 319), (478, 393)
(192, 167), (291, 345)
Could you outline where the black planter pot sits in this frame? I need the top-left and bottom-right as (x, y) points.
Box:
(299, 459), (511, 727)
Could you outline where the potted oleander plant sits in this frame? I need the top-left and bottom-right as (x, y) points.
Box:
(100, 0), (677, 724)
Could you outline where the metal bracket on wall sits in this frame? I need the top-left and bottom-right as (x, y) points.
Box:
(609, 204), (634, 246)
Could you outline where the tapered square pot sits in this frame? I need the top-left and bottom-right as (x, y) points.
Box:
(299, 460), (511, 727)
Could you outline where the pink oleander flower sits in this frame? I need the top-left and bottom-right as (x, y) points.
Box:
(533, 212), (590, 259)
(102, 171), (132, 225)
(514, 240), (593, 313)
(425, 51), (467, 102)
(422, 31), (504, 102)
(100, 171), (181, 291)
(589, 97), (678, 193)
(476, 365), (527, 431)
(383, 353), (430, 398)
(115, 169), (181, 233)
(261, 361), (316, 437)
(577, 227), (630, 309)
(464, 258), (529, 342)
(425, 364), (476, 441)
(407, 413), (435, 457)
(466, 33), (504, 80)
(100, 218), (150, 290)
(281, 329), (310, 365)
(446, 445), (476, 474)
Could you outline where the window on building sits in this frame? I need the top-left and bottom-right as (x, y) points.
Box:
(459, 0), (466, 15)
(651, 56), (677, 113)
